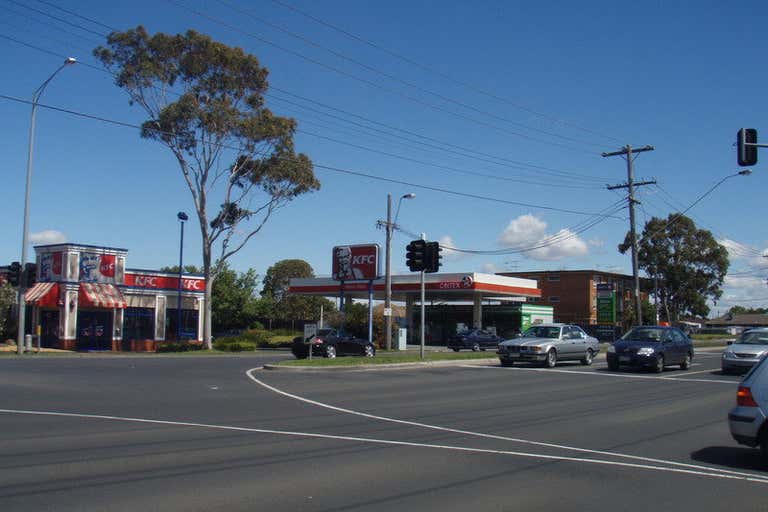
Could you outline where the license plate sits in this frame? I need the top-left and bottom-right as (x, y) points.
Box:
(619, 356), (631, 362)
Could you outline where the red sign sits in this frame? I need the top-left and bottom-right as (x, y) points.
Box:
(331, 244), (380, 281)
(124, 273), (205, 291)
(100, 255), (116, 277)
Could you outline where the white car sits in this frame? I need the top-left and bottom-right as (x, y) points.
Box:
(722, 328), (768, 374)
(497, 323), (600, 368)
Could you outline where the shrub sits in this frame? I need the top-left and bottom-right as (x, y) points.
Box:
(249, 321), (265, 330)
(213, 339), (256, 352)
(156, 341), (204, 352)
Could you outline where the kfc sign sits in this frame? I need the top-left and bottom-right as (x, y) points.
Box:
(125, 273), (205, 291)
(331, 244), (380, 281)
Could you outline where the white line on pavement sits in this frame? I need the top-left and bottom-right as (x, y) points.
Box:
(245, 369), (765, 483)
(1, 406), (766, 486)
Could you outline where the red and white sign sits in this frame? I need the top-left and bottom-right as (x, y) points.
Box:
(124, 273), (205, 291)
(100, 255), (116, 277)
(331, 244), (380, 281)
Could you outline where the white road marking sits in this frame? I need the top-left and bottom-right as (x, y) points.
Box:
(245, 369), (767, 483)
(1, 407), (766, 486)
(660, 368), (719, 378)
(462, 364), (735, 384)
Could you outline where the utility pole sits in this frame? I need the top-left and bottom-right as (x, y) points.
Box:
(604, 144), (656, 327)
(384, 195), (394, 351)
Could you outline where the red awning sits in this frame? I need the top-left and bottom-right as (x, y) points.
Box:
(79, 283), (126, 309)
(25, 282), (59, 308)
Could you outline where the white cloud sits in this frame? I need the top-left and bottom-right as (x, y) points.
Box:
(438, 235), (465, 262)
(498, 214), (589, 261)
(481, 262), (501, 274)
(719, 238), (768, 268)
(29, 230), (67, 245)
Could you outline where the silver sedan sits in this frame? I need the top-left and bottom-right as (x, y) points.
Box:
(722, 328), (768, 374)
(497, 323), (600, 368)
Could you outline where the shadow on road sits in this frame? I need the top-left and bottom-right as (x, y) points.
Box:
(691, 446), (767, 472)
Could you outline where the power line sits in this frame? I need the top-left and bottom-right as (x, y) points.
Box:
(3, 0), (107, 38)
(214, 0), (610, 150)
(164, 0), (599, 155)
(0, 92), (624, 218)
(266, 0), (624, 145)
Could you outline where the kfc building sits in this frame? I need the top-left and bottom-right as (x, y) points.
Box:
(25, 243), (205, 351)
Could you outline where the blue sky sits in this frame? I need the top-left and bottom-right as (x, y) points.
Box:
(1, 0), (767, 315)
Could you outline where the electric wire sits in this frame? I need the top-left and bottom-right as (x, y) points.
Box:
(266, 0), (624, 145)
(163, 0), (599, 155)
(0, 92), (624, 218)
(213, 0), (610, 149)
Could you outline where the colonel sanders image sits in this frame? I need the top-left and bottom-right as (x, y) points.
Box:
(333, 246), (365, 281)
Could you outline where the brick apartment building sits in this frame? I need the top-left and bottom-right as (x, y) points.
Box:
(498, 269), (648, 327)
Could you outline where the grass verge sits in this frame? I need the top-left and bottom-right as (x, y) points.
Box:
(278, 350), (497, 366)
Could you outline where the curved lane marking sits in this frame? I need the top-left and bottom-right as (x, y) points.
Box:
(0, 407), (766, 485)
(246, 368), (768, 483)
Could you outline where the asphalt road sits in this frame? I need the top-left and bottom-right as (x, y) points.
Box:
(0, 350), (766, 511)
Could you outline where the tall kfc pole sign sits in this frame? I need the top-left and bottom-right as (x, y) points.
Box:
(332, 244), (380, 344)
(331, 244), (381, 281)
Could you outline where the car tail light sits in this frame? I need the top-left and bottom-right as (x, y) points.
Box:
(737, 386), (758, 407)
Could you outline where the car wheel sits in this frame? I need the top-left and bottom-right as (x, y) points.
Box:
(760, 430), (768, 461)
(680, 352), (692, 370)
(607, 359), (619, 371)
(325, 346), (337, 359)
(544, 349), (557, 368)
(500, 360), (514, 367)
(654, 355), (664, 373)
(452, 348), (460, 352)
(471, 343), (480, 352)
(364, 345), (375, 357)
(580, 349), (594, 366)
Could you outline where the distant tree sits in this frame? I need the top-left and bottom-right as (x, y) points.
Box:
(162, 263), (261, 332)
(95, 26), (319, 348)
(619, 214), (729, 321)
(261, 259), (335, 322)
(0, 283), (16, 340)
(727, 306), (768, 316)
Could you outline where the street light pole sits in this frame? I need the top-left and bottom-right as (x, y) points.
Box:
(177, 212), (188, 341)
(384, 193), (414, 351)
(17, 57), (76, 355)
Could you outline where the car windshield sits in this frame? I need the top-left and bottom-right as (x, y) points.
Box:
(738, 331), (768, 345)
(522, 326), (561, 339)
(317, 329), (335, 337)
(621, 328), (664, 343)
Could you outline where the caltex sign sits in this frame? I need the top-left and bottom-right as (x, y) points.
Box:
(331, 244), (381, 281)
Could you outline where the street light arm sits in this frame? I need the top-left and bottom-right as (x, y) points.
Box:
(32, 58), (76, 102)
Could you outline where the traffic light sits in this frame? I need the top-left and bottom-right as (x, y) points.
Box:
(406, 239), (426, 272)
(737, 128), (758, 166)
(23, 263), (36, 288)
(7, 261), (21, 287)
(424, 241), (442, 273)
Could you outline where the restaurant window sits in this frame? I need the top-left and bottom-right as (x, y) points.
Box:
(123, 308), (154, 341)
(166, 309), (199, 341)
(549, 296), (560, 303)
(547, 274), (560, 282)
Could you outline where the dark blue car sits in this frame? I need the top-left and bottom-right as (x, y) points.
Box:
(606, 326), (693, 373)
(447, 329), (502, 352)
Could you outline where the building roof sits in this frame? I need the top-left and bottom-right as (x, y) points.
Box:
(706, 313), (768, 326)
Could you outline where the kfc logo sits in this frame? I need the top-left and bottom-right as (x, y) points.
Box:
(331, 244), (380, 281)
(100, 255), (116, 277)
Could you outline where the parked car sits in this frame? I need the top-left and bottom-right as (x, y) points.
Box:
(447, 328), (503, 352)
(721, 327), (768, 374)
(497, 324), (599, 368)
(606, 326), (693, 373)
(291, 328), (376, 359)
(728, 352), (768, 459)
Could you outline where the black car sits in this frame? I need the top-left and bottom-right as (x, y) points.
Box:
(447, 329), (502, 352)
(291, 328), (376, 359)
(606, 326), (694, 373)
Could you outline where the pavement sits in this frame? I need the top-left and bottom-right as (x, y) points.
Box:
(0, 345), (763, 511)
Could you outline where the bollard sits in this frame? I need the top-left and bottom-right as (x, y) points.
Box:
(25, 334), (32, 353)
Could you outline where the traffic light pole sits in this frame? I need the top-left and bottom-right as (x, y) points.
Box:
(420, 235), (426, 360)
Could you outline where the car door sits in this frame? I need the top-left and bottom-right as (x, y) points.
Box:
(556, 326), (576, 357)
(660, 330), (679, 364)
(570, 325), (589, 359)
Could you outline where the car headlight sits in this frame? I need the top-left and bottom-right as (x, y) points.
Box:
(722, 350), (732, 358)
(531, 346), (543, 353)
(607, 345), (616, 353)
(637, 347), (655, 356)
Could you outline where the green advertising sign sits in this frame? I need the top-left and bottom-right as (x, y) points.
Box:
(596, 284), (615, 323)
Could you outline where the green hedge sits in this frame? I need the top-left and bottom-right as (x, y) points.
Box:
(213, 339), (257, 352)
(156, 341), (204, 353)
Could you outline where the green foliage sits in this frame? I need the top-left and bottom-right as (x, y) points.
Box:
(727, 306), (768, 315)
(619, 214), (728, 320)
(261, 259), (336, 321)
(94, 26), (320, 346)
(156, 341), (204, 352)
(213, 339), (257, 352)
(0, 283), (16, 340)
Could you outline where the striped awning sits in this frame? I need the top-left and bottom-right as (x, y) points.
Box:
(25, 282), (59, 307)
(79, 283), (126, 309)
